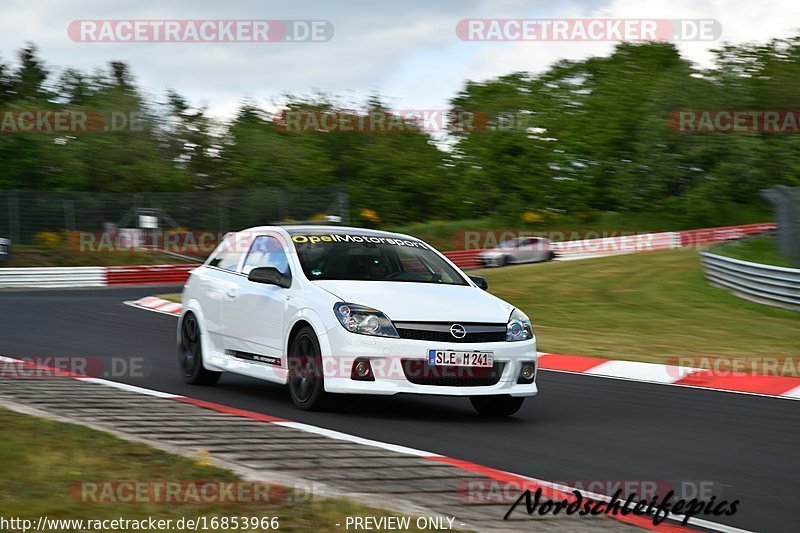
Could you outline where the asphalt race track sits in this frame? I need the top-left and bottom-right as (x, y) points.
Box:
(1, 286), (797, 532)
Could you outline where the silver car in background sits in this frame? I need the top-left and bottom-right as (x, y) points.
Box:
(478, 237), (556, 267)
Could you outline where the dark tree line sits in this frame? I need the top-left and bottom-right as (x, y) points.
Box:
(1, 40), (798, 226)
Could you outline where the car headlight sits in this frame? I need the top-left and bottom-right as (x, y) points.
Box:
(334, 303), (399, 338)
(506, 308), (533, 342)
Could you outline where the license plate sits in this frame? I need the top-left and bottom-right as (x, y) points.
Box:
(428, 350), (493, 367)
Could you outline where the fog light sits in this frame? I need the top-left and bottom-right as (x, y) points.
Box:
(517, 362), (536, 384)
(351, 358), (375, 381)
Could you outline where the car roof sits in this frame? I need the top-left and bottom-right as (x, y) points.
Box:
(239, 225), (421, 242)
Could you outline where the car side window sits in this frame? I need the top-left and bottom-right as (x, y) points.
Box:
(207, 235), (243, 272)
(242, 236), (290, 276)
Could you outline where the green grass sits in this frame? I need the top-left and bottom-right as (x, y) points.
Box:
(477, 248), (800, 364)
(389, 209), (770, 251)
(0, 407), (428, 532)
(156, 293), (182, 303)
(714, 236), (796, 268)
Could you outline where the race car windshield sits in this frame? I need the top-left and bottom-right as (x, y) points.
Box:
(290, 233), (468, 285)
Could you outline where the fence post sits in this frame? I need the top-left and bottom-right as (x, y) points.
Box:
(338, 190), (350, 224)
(761, 186), (800, 267)
(277, 188), (288, 222)
(218, 195), (229, 232)
(669, 231), (682, 249)
(63, 200), (76, 231)
(8, 194), (19, 244)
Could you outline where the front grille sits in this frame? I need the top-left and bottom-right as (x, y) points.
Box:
(394, 322), (507, 343)
(401, 359), (505, 387)
(397, 329), (507, 343)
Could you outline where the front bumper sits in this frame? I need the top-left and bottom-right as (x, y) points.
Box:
(479, 254), (506, 267)
(318, 326), (538, 397)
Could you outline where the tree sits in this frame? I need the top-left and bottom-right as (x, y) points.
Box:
(12, 43), (48, 100)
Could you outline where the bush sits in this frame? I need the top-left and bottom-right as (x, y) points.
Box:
(33, 231), (61, 247)
(520, 211), (545, 224)
(359, 208), (381, 228)
(576, 211), (600, 224)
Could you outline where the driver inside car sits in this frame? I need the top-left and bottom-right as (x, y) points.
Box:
(367, 258), (389, 280)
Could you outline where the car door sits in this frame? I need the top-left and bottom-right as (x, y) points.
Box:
(197, 234), (246, 356)
(514, 237), (533, 263)
(525, 237), (544, 262)
(222, 233), (291, 364)
(502, 238), (519, 263)
(534, 237), (551, 261)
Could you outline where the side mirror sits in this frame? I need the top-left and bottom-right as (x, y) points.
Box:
(469, 275), (488, 291)
(248, 267), (291, 288)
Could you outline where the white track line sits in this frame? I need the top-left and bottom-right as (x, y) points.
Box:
(74, 377), (180, 399)
(273, 420), (441, 457)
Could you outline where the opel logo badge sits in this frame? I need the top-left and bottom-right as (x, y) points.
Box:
(450, 324), (467, 339)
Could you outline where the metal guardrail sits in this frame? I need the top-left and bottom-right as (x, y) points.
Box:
(0, 267), (106, 288)
(106, 265), (196, 285)
(700, 250), (800, 311)
(0, 265), (194, 288)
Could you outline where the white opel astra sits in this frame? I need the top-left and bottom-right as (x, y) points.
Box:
(178, 226), (537, 416)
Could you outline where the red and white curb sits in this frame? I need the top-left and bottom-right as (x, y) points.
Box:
(538, 353), (800, 402)
(125, 296), (182, 316)
(0, 354), (750, 532)
(129, 297), (800, 403)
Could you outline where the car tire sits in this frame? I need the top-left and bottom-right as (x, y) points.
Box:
(501, 255), (511, 267)
(178, 312), (221, 386)
(547, 251), (556, 261)
(288, 326), (330, 411)
(469, 395), (525, 417)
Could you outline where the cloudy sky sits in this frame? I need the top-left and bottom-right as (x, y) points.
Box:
(1, 0), (799, 119)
